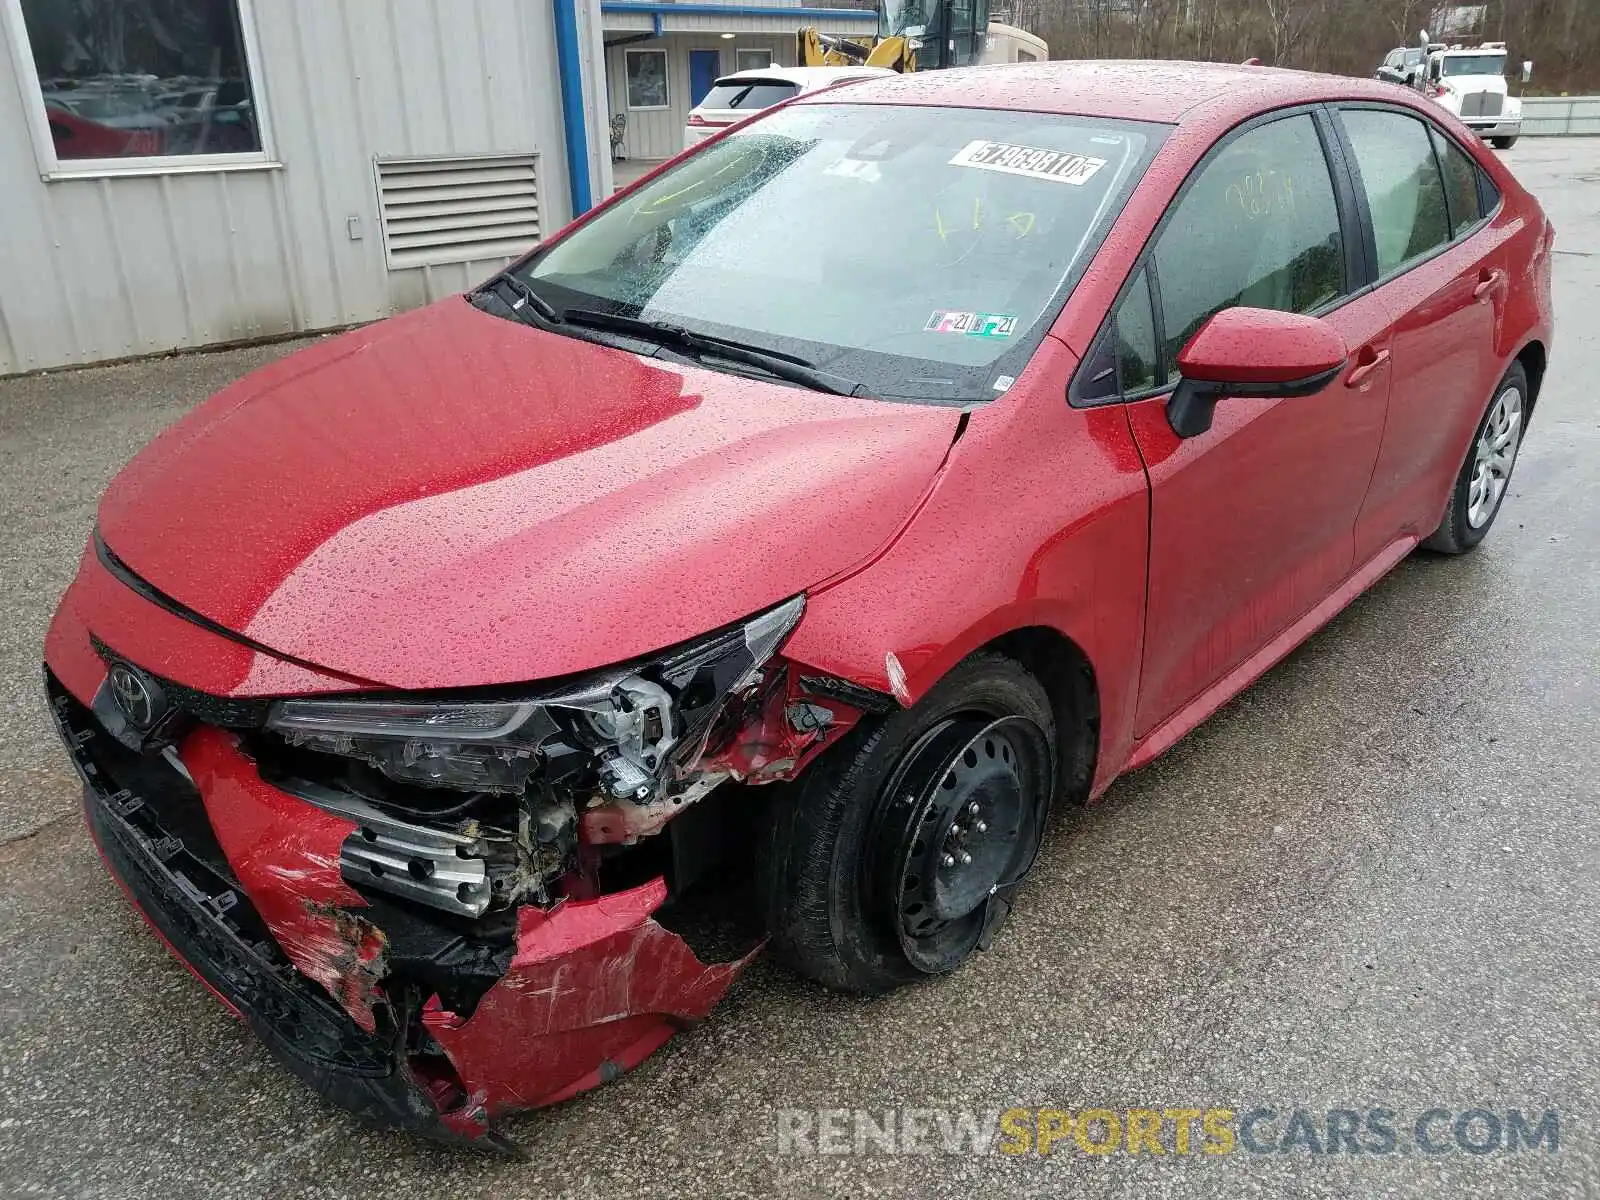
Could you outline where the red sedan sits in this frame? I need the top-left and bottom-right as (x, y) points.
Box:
(44, 61), (1552, 1147)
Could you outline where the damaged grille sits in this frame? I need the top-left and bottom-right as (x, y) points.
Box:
(88, 635), (270, 729)
(49, 676), (393, 1077)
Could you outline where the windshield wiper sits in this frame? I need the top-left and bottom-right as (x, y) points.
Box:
(473, 271), (562, 327)
(562, 308), (875, 398)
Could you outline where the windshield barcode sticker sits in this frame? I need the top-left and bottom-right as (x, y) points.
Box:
(948, 140), (1107, 186)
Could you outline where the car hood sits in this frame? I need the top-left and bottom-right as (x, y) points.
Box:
(97, 299), (961, 690)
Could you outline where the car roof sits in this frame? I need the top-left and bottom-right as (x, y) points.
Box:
(710, 65), (893, 88)
(795, 58), (1413, 125)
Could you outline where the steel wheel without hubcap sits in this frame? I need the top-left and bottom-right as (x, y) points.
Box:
(1467, 384), (1523, 529)
(868, 714), (1050, 974)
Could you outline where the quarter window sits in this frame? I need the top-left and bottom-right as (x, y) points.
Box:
(1430, 127), (1486, 235)
(1152, 114), (1345, 381)
(1340, 109), (1452, 275)
(1075, 268), (1158, 403)
(9, 0), (264, 166)
(1116, 269), (1159, 393)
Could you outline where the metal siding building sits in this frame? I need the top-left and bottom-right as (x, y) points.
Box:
(0, 0), (611, 375)
(601, 1), (877, 161)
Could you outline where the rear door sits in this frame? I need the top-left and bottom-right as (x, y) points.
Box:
(1078, 109), (1394, 740)
(1330, 105), (1511, 559)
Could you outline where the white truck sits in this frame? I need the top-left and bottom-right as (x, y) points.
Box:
(1419, 40), (1525, 149)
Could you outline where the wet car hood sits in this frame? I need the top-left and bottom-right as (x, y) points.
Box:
(96, 299), (960, 690)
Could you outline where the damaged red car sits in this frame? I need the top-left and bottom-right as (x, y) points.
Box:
(45, 61), (1552, 1149)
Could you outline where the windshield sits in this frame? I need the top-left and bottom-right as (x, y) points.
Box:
(1441, 54), (1506, 77)
(881, 0), (927, 36)
(879, 0), (987, 66)
(519, 104), (1161, 402)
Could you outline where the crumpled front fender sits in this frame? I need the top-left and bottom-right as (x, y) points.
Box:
(423, 878), (751, 1123)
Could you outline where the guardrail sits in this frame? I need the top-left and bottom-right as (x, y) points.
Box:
(1522, 96), (1600, 136)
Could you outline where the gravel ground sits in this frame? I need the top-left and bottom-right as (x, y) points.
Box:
(0, 141), (1594, 1200)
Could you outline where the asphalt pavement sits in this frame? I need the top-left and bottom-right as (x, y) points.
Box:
(0, 140), (1595, 1200)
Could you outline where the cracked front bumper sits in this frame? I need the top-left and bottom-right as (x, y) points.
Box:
(48, 670), (749, 1148)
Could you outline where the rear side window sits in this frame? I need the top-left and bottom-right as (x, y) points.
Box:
(699, 81), (799, 111)
(1430, 127), (1486, 234)
(1152, 113), (1345, 380)
(1340, 109), (1451, 275)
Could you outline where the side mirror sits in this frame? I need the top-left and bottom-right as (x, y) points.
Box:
(1166, 308), (1349, 438)
(1521, 60), (1534, 83)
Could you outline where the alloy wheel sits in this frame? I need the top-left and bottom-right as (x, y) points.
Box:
(1467, 384), (1524, 529)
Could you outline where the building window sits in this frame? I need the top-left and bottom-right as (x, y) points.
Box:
(2, 0), (269, 174)
(625, 48), (668, 109)
(735, 48), (773, 72)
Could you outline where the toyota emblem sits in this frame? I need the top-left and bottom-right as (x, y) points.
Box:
(108, 663), (157, 729)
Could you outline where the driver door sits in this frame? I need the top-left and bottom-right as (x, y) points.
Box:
(1114, 111), (1394, 740)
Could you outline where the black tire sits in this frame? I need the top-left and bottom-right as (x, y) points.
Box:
(1491, 136), (1519, 150)
(758, 653), (1055, 994)
(1421, 360), (1528, 554)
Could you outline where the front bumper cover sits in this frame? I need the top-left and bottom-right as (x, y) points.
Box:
(1461, 117), (1522, 138)
(49, 672), (752, 1150)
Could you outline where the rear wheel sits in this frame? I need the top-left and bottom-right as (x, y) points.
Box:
(1491, 136), (1519, 149)
(759, 654), (1055, 993)
(1421, 361), (1527, 554)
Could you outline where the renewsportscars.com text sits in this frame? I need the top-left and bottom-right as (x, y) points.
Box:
(775, 1106), (1562, 1157)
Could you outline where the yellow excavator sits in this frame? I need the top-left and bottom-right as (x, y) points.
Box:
(797, 0), (1046, 73)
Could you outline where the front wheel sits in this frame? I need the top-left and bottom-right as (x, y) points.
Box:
(758, 654), (1056, 993)
(1421, 361), (1527, 554)
(1491, 136), (1519, 149)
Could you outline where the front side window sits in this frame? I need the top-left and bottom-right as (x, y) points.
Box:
(522, 103), (1162, 402)
(13, 0), (262, 166)
(1430, 126), (1486, 235)
(1152, 114), (1345, 379)
(1340, 109), (1451, 276)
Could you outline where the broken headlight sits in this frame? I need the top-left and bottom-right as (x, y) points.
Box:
(264, 595), (805, 801)
(266, 698), (560, 794)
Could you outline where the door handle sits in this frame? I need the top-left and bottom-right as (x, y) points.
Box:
(1344, 347), (1391, 390)
(1473, 269), (1505, 301)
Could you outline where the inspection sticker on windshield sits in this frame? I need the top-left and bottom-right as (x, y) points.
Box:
(926, 310), (1017, 338)
(948, 140), (1107, 186)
